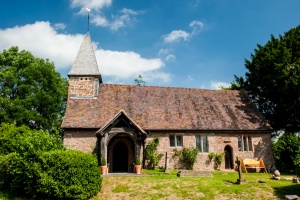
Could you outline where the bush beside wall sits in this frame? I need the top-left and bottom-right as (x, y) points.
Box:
(0, 123), (102, 199)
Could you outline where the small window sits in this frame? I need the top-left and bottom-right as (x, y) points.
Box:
(196, 135), (208, 152)
(238, 135), (253, 152)
(243, 136), (247, 151)
(170, 136), (175, 147)
(238, 136), (242, 151)
(176, 135), (182, 146)
(203, 135), (208, 152)
(248, 136), (253, 151)
(196, 135), (201, 151)
(169, 135), (182, 147)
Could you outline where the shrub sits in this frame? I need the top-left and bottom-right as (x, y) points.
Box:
(0, 153), (40, 196)
(214, 152), (225, 169)
(208, 152), (215, 161)
(0, 123), (64, 195)
(145, 138), (163, 169)
(0, 153), (17, 189)
(36, 150), (102, 200)
(0, 124), (102, 199)
(101, 156), (107, 166)
(136, 156), (141, 165)
(180, 148), (198, 170)
(207, 152), (225, 170)
(0, 123), (63, 156)
(172, 148), (198, 170)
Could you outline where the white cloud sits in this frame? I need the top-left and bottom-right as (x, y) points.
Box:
(189, 20), (204, 35)
(54, 23), (66, 30)
(162, 20), (204, 43)
(210, 81), (231, 90)
(189, 20), (204, 29)
(0, 21), (83, 69)
(0, 21), (170, 84)
(105, 70), (171, 85)
(96, 49), (166, 80)
(121, 8), (141, 15)
(70, 0), (142, 31)
(158, 48), (169, 55)
(92, 15), (109, 26)
(91, 8), (143, 31)
(163, 30), (190, 43)
(165, 54), (176, 61)
(70, 0), (112, 14)
(110, 8), (141, 31)
(143, 71), (171, 83)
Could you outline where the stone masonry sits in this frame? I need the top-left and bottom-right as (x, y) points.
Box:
(64, 129), (98, 153)
(64, 129), (274, 171)
(146, 131), (274, 171)
(68, 77), (97, 97)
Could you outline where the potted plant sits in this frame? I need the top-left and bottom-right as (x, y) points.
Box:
(135, 156), (142, 174)
(101, 156), (107, 175)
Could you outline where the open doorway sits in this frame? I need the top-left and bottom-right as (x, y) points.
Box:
(112, 141), (128, 172)
(107, 136), (134, 173)
(224, 145), (234, 169)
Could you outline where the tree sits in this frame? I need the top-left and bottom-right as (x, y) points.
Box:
(134, 74), (146, 86)
(0, 47), (68, 131)
(234, 25), (300, 133)
(272, 133), (300, 173)
(223, 75), (245, 91)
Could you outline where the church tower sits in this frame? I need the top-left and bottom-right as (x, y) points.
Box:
(68, 32), (102, 98)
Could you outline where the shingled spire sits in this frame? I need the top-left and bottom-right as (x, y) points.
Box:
(68, 32), (102, 83)
(67, 32), (102, 98)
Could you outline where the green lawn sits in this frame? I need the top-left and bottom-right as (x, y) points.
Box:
(1, 170), (299, 200)
(94, 170), (300, 200)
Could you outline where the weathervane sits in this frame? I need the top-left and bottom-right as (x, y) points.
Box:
(86, 7), (91, 32)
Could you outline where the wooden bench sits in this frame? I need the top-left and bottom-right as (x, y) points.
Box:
(240, 158), (267, 173)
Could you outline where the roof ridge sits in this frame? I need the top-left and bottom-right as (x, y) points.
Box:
(100, 83), (239, 92)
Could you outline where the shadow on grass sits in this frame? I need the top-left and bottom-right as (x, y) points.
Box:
(273, 184), (300, 199)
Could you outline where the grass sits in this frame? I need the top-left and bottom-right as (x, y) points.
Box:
(94, 170), (300, 200)
(1, 170), (299, 199)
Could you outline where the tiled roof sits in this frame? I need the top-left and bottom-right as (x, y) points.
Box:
(68, 33), (101, 78)
(61, 84), (272, 131)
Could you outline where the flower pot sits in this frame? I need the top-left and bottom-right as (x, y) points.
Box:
(101, 165), (107, 175)
(135, 165), (141, 174)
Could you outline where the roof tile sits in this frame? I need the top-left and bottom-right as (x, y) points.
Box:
(61, 84), (271, 130)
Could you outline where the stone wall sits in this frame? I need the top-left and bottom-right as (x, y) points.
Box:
(146, 131), (274, 171)
(63, 129), (98, 153)
(68, 77), (96, 97)
(63, 129), (274, 171)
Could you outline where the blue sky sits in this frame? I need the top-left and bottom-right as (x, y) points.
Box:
(1, 0), (300, 89)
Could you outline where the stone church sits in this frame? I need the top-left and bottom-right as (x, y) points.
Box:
(61, 32), (274, 173)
